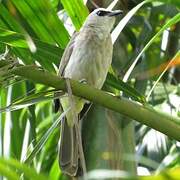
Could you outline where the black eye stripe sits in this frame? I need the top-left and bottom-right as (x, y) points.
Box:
(96, 10), (109, 16)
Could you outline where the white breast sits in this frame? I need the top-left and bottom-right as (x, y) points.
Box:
(64, 29), (113, 89)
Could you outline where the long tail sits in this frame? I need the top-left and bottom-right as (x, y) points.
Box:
(59, 118), (79, 176)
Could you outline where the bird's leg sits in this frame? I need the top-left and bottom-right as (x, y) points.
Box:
(79, 79), (90, 105)
(65, 78), (87, 179)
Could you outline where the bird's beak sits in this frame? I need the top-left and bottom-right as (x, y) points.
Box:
(107, 10), (123, 17)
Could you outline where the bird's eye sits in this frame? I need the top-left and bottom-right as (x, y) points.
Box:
(96, 10), (108, 16)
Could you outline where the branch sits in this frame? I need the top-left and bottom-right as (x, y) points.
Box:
(11, 65), (180, 141)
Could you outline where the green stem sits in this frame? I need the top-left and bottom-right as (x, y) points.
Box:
(11, 65), (180, 141)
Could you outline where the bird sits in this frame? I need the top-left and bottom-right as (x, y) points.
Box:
(55, 8), (123, 177)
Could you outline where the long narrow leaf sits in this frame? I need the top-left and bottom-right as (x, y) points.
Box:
(106, 73), (146, 103)
(123, 12), (180, 82)
(111, 0), (151, 44)
(0, 28), (63, 68)
(0, 158), (48, 180)
(0, 89), (63, 113)
(10, 0), (69, 48)
(23, 108), (70, 164)
(146, 51), (180, 101)
(61, 0), (89, 30)
(0, 163), (19, 180)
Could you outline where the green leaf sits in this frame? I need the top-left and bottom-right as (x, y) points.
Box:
(23, 108), (69, 164)
(49, 158), (61, 180)
(0, 28), (28, 48)
(106, 73), (146, 103)
(0, 89), (62, 113)
(123, 12), (180, 82)
(61, 0), (89, 30)
(147, 51), (180, 100)
(0, 4), (24, 33)
(0, 28), (63, 70)
(10, 0), (70, 48)
(0, 3), (68, 70)
(111, 0), (151, 44)
(157, 0), (180, 6)
(0, 162), (19, 180)
(0, 158), (48, 180)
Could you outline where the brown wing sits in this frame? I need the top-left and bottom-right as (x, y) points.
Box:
(54, 32), (79, 112)
(57, 32), (81, 176)
(58, 32), (79, 76)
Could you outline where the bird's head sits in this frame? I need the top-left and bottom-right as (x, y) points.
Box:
(83, 8), (123, 33)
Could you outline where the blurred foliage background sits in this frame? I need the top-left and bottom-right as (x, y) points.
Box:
(0, 0), (179, 179)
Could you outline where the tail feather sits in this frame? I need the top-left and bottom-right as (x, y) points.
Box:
(59, 118), (79, 176)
